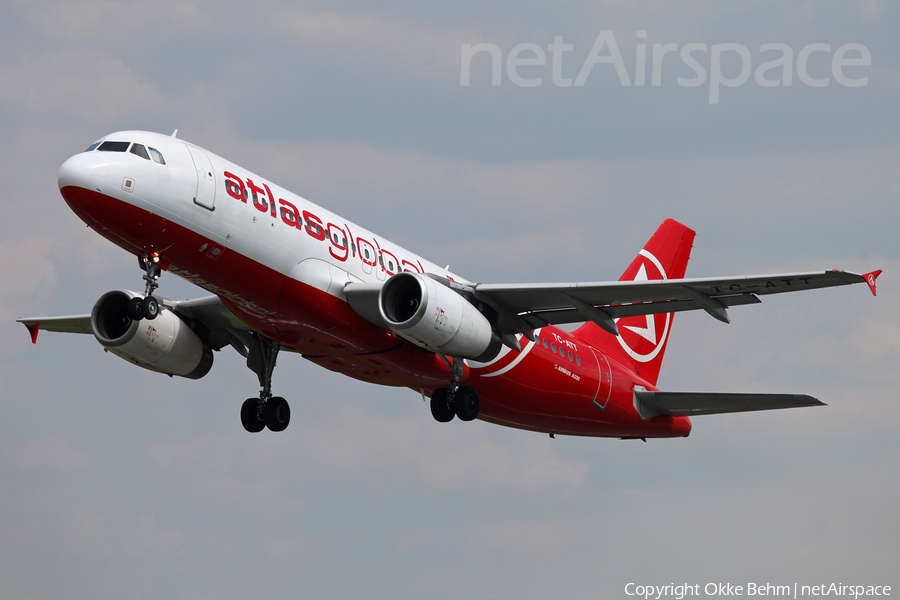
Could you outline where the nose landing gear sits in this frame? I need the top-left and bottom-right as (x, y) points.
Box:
(128, 253), (165, 321)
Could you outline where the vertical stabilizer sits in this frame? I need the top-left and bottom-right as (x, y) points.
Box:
(574, 219), (695, 386)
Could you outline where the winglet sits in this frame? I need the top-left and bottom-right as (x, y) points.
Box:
(863, 270), (882, 296)
(24, 321), (41, 344)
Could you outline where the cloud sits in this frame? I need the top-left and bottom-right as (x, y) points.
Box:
(147, 434), (284, 504)
(130, 512), (186, 557)
(459, 160), (605, 209)
(860, 0), (885, 17)
(271, 7), (478, 75)
(256, 536), (310, 560)
(179, 594), (224, 600)
(466, 519), (578, 557)
(20, 0), (211, 41)
(3, 436), (89, 473)
(0, 236), (56, 303)
(0, 48), (163, 121)
(0, 237), (58, 348)
(455, 229), (587, 271)
(299, 407), (589, 492)
(147, 407), (587, 495)
(194, 128), (605, 210)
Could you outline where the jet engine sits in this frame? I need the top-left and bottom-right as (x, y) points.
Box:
(378, 273), (500, 361)
(91, 290), (213, 379)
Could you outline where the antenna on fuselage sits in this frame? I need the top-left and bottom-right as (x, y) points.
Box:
(171, 129), (178, 138)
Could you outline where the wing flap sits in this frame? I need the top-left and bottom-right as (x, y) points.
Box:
(477, 270), (868, 311)
(473, 269), (873, 331)
(633, 390), (825, 419)
(520, 294), (763, 328)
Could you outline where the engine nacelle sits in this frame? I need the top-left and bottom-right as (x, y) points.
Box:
(91, 290), (213, 379)
(378, 273), (500, 361)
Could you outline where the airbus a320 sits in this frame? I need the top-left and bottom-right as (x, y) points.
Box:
(18, 131), (881, 439)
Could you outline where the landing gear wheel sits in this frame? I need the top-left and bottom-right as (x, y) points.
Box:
(241, 334), (286, 434)
(128, 296), (145, 321)
(143, 295), (159, 320)
(265, 396), (291, 432)
(240, 398), (265, 433)
(430, 388), (455, 423)
(454, 386), (480, 421)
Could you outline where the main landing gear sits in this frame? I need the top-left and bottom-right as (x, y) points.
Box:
(240, 334), (291, 433)
(125, 252), (290, 433)
(430, 357), (480, 423)
(128, 253), (163, 321)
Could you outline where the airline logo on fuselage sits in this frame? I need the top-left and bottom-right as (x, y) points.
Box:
(222, 171), (426, 277)
(616, 249), (671, 363)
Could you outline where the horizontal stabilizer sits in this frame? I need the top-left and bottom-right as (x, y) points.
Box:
(633, 390), (824, 419)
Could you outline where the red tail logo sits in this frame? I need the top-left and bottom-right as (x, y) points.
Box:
(574, 219), (695, 387)
(616, 249), (672, 364)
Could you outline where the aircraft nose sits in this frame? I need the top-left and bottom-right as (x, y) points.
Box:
(58, 151), (108, 193)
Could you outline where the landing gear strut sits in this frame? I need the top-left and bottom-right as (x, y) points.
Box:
(128, 253), (163, 321)
(240, 333), (291, 433)
(429, 357), (480, 423)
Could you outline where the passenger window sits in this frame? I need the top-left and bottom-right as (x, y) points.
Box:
(98, 141), (130, 152)
(560, 346), (566, 357)
(551, 343), (557, 353)
(576, 355), (581, 366)
(542, 339), (548, 349)
(568, 351), (573, 361)
(130, 144), (150, 160)
(148, 147), (166, 165)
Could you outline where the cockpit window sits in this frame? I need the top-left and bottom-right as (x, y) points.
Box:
(98, 141), (130, 152)
(148, 147), (166, 165)
(85, 142), (101, 152)
(130, 143), (150, 160)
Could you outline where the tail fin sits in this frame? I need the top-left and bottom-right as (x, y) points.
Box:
(574, 219), (695, 386)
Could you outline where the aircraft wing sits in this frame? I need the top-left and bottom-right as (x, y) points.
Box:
(159, 295), (258, 356)
(17, 315), (93, 342)
(469, 269), (880, 335)
(17, 294), (258, 356)
(633, 390), (825, 419)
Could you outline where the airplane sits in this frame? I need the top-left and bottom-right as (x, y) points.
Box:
(17, 130), (881, 439)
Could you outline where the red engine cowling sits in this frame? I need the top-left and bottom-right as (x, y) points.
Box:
(91, 290), (213, 379)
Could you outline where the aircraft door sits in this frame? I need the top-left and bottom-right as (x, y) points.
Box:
(590, 348), (613, 410)
(187, 145), (216, 210)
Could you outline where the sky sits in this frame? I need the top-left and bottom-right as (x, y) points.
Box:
(1, 1), (898, 598)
